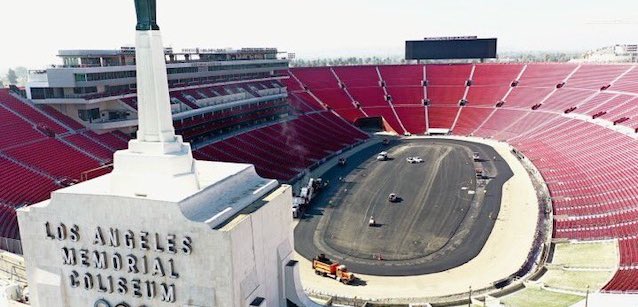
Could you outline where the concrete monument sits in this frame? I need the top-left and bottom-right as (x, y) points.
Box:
(17, 1), (318, 306)
(109, 0), (199, 200)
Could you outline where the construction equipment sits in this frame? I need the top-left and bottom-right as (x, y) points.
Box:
(292, 178), (323, 218)
(475, 168), (488, 179)
(312, 254), (356, 284)
(292, 197), (304, 218)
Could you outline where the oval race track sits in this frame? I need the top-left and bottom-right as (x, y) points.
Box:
(294, 139), (514, 276)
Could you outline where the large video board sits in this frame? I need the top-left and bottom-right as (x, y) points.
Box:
(406, 38), (497, 60)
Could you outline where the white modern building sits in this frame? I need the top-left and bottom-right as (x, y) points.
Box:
(576, 44), (638, 63)
(25, 45), (289, 133)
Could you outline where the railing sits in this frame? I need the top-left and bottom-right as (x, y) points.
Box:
(81, 164), (114, 182)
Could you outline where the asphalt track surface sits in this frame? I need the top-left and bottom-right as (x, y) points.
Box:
(294, 139), (513, 276)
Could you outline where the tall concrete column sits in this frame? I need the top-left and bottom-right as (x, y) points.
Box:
(134, 30), (176, 145)
(110, 0), (199, 199)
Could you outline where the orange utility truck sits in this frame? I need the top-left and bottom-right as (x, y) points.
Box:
(312, 254), (356, 284)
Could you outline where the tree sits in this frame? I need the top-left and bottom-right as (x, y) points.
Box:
(7, 69), (17, 85)
(14, 67), (27, 79)
(0, 80), (4, 88)
(290, 55), (405, 67)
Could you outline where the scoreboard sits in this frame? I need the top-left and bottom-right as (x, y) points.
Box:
(406, 37), (497, 60)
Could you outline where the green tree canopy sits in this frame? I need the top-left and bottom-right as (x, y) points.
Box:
(7, 69), (18, 85)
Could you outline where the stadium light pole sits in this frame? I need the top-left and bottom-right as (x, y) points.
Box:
(585, 285), (590, 307)
(468, 285), (472, 307)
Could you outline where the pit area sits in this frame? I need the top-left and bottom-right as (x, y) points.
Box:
(294, 139), (513, 276)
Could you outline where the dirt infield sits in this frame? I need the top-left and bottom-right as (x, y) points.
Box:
(295, 139), (512, 275)
(294, 137), (540, 300)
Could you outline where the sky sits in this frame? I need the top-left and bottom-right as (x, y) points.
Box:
(0, 0), (637, 71)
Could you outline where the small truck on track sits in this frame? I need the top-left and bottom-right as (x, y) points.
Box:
(473, 152), (481, 161)
(312, 254), (356, 284)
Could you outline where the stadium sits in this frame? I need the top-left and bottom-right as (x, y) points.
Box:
(1, 1), (638, 307)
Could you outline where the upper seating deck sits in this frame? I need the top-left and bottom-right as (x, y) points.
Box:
(378, 65), (423, 86)
(518, 64), (578, 88)
(333, 66), (380, 88)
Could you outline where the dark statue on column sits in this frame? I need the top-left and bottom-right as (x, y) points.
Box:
(134, 0), (159, 31)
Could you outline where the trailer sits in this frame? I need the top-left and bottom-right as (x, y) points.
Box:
(292, 197), (305, 218)
(292, 178), (323, 218)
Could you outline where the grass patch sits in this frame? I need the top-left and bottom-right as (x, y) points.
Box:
(552, 242), (617, 268)
(501, 288), (583, 307)
(541, 269), (613, 291)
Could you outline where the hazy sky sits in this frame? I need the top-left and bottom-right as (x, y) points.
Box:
(1, 0), (637, 70)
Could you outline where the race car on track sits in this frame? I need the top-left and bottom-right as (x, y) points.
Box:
(406, 156), (423, 163)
